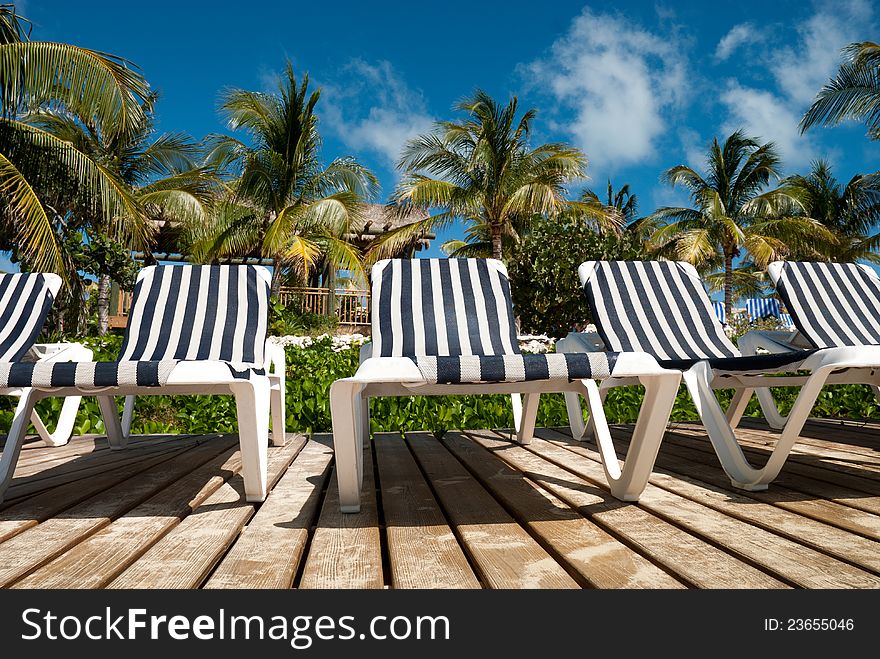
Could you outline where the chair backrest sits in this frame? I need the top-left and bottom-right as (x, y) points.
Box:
(370, 258), (520, 358)
(118, 265), (271, 366)
(0, 272), (60, 362)
(580, 260), (740, 362)
(745, 297), (781, 321)
(769, 260), (880, 348)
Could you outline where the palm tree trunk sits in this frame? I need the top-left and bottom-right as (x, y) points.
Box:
(270, 258), (283, 297)
(724, 252), (733, 324)
(97, 274), (111, 336)
(490, 222), (503, 260)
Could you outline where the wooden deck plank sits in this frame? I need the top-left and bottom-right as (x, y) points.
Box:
(107, 439), (304, 589)
(204, 436), (331, 589)
(298, 438), (383, 590)
(3, 435), (197, 502)
(445, 432), (684, 589)
(374, 433), (481, 589)
(638, 429), (880, 540)
(468, 430), (786, 589)
(406, 432), (580, 589)
(0, 436), (205, 544)
(536, 430), (880, 588)
(564, 428), (880, 575)
(0, 439), (232, 586)
(14, 441), (244, 588)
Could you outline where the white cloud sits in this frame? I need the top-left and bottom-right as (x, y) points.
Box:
(523, 7), (689, 171)
(720, 82), (815, 168)
(772, 0), (873, 106)
(715, 23), (760, 62)
(320, 60), (434, 171)
(717, 0), (875, 170)
(678, 127), (706, 171)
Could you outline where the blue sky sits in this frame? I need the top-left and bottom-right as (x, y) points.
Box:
(11, 0), (880, 265)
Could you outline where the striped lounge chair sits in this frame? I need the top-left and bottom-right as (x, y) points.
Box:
(0, 273), (92, 447)
(739, 260), (880, 429)
(0, 265), (287, 504)
(557, 260), (873, 493)
(330, 258), (681, 512)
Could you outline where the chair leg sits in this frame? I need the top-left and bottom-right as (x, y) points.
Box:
(683, 361), (830, 490)
(725, 387), (754, 429)
(753, 387), (788, 430)
(97, 396), (128, 450)
(585, 372), (680, 501)
(121, 395), (136, 438)
(231, 377), (271, 503)
(31, 393), (83, 447)
(269, 374), (286, 447)
(515, 393), (539, 445)
(330, 379), (368, 513)
(564, 391), (586, 440)
(582, 380), (611, 440)
(0, 389), (41, 504)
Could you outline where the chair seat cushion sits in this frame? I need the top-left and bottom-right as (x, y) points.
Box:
(410, 352), (618, 384)
(0, 360), (264, 389)
(659, 349), (818, 373)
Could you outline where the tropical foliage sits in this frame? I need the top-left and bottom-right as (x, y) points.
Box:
(191, 62), (377, 294)
(375, 90), (591, 262)
(801, 41), (880, 139)
(648, 130), (832, 319)
(0, 4), (151, 282)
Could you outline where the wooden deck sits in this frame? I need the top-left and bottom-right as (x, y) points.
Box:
(1, 417), (879, 589)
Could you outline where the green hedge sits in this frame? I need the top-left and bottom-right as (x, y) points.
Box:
(2, 335), (879, 436)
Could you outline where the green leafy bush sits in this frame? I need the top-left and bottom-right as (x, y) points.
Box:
(507, 217), (645, 338)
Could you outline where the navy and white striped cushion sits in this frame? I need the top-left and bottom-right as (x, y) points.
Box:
(372, 258), (519, 358)
(745, 297), (781, 320)
(413, 353), (617, 384)
(583, 261), (812, 371)
(0, 273), (55, 363)
(372, 258), (615, 383)
(773, 261), (880, 348)
(0, 265), (270, 389)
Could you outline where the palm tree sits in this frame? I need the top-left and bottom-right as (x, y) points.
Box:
(581, 180), (637, 227)
(801, 41), (880, 139)
(29, 94), (218, 333)
(0, 4), (150, 278)
(649, 130), (832, 319)
(198, 62), (377, 295)
(782, 160), (880, 262)
(374, 90), (591, 262)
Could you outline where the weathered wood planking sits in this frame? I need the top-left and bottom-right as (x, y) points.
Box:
(448, 431), (684, 588)
(0, 437), (205, 545)
(298, 439), (383, 590)
(0, 439), (231, 586)
(3, 435), (198, 502)
(566, 427), (880, 574)
(204, 436), (331, 589)
(537, 430), (879, 588)
(374, 433), (481, 589)
(14, 440), (242, 588)
(107, 438), (304, 589)
(406, 432), (579, 589)
(619, 427), (880, 541)
(470, 430), (785, 589)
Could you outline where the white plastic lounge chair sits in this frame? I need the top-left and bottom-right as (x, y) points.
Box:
(0, 264), (286, 504)
(17, 341), (93, 446)
(739, 260), (880, 428)
(558, 260), (875, 493)
(0, 274), (93, 448)
(330, 258), (681, 512)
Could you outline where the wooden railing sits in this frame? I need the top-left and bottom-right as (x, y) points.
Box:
(107, 285), (371, 329)
(280, 287), (370, 327)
